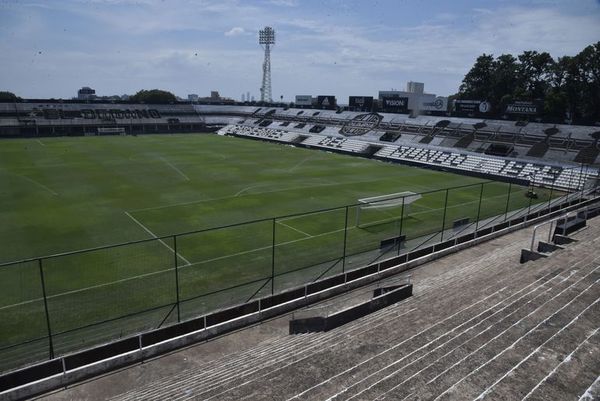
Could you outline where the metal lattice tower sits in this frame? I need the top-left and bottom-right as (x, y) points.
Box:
(259, 26), (275, 103)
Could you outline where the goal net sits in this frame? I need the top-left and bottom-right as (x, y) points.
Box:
(355, 191), (422, 229)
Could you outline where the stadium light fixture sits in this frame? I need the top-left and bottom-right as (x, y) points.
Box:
(258, 26), (275, 103)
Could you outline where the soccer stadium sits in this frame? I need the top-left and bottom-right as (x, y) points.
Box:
(2, 3), (600, 400)
(1, 95), (599, 400)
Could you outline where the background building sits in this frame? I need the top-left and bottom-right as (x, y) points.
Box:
(77, 87), (96, 100)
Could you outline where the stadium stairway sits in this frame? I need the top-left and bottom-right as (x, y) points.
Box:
(47, 214), (599, 401)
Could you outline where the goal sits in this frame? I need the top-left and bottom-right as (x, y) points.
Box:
(356, 191), (422, 228)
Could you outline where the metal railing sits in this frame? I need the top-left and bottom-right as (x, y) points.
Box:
(0, 166), (598, 374)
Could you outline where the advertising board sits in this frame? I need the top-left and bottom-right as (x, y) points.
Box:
(420, 96), (448, 112)
(505, 101), (541, 115)
(454, 100), (491, 114)
(295, 95), (313, 106)
(316, 95), (337, 109)
(349, 96), (374, 111)
(381, 96), (408, 113)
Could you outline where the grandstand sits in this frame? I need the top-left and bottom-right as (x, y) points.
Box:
(1, 102), (599, 400)
(28, 205), (600, 401)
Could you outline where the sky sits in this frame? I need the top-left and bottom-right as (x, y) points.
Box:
(1, 0), (599, 101)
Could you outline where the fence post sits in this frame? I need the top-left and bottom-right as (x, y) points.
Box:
(342, 206), (349, 273)
(271, 218), (276, 295)
(38, 259), (54, 360)
(527, 190), (533, 219)
(397, 196), (405, 255)
(548, 176), (554, 210)
(567, 166), (574, 201)
(475, 182), (484, 231)
(579, 163), (585, 202)
(440, 188), (449, 242)
(173, 235), (181, 322)
(504, 182), (512, 222)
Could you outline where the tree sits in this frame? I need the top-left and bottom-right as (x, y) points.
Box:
(517, 51), (554, 100)
(458, 54), (495, 101)
(549, 56), (580, 120)
(457, 43), (600, 123)
(544, 90), (568, 121)
(130, 89), (177, 104)
(575, 42), (600, 122)
(0, 91), (21, 102)
(491, 54), (519, 106)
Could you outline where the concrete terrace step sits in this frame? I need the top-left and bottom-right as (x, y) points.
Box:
(110, 233), (531, 400)
(43, 215), (600, 401)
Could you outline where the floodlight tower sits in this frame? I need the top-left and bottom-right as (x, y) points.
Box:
(259, 26), (275, 103)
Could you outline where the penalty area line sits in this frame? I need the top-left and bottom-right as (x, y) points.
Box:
(276, 220), (312, 237)
(19, 174), (58, 196)
(124, 211), (191, 266)
(159, 156), (190, 181)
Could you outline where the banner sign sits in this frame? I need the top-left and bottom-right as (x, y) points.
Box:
(317, 95), (337, 109)
(349, 96), (373, 110)
(295, 95), (312, 106)
(454, 100), (491, 114)
(505, 101), (541, 115)
(40, 108), (161, 120)
(381, 96), (408, 113)
(420, 97), (448, 111)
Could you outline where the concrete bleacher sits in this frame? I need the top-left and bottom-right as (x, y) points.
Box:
(376, 144), (597, 190)
(218, 124), (300, 143)
(301, 135), (370, 154)
(217, 123), (598, 191)
(44, 211), (600, 401)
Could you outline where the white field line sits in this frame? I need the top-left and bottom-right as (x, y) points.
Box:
(0, 265), (172, 311)
(36, 139), (45, 146)
(358, 271), (578, 401)
(276, 220), (312, 237)
(182, 226), (349, 267)
(18, 174), (58, 196)
(203, 289), (509, 401)
(0, 219), (345, 312)
(159, 157), (190, 181)
(288, 156), (313, 172)
(579, 375), (600, 401)
(323, 271), (562, 401)
(521, 328), (600, 401)
(0, 196), (527, 314)
(433, 277), (600, 401)
(124, 211), (191, 265)
(234, 183), (270, 197)
(473, 298), (600, 401)
(128, 176), (422, 213)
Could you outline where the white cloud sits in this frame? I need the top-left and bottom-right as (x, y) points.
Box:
(268, 0), (298, 6)
(1, 0), (599, 101)
(224, 26), (247, 37)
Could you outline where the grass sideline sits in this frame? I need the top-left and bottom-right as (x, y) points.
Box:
(0, 133), (553, 371)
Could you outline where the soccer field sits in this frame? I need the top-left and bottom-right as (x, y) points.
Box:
(0, 133), (553, 371)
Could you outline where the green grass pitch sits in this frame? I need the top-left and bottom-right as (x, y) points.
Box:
(0, 133), (553, 370)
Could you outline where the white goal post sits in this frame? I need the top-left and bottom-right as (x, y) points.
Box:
(97, 127), (126, 136)
(356, 191), (422, 228)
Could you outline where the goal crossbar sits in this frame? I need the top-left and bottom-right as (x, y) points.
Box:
(356, 191), (422, 228)
(358, 191), (421, 210)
